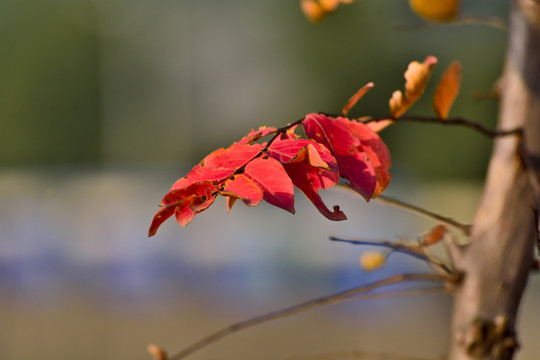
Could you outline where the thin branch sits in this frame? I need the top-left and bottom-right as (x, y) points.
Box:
(286, 349), (443, 360)
(319, 112), (521, 138)
(332, 286), (449, 305)
(237, 117), (305, 174)
(330, 236), (453, 275)
(167, 273), (448, 360)
(330, 237), (426, 261)
(393, 16), (506, 31)
(364, 115), (522, 138)
(375, 194), (471, 236)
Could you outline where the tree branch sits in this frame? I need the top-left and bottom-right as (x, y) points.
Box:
(166, 273), (449, 360)
(375, 195), (471, 236)
(332, 286), (449, 305)
(364, 115), (523, 138)
(286, 349), (443, 360)
(329, 236), (453, 275)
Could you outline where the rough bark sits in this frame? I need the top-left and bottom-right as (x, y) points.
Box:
(447, 1), (540, 359)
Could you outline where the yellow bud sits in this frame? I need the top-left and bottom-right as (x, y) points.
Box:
(360, 251), (386, 271)
(408, 0), (460, 22)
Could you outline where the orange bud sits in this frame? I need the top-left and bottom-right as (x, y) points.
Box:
(421, 224), (447, 246)
(408, 0), (460, 22)
(147, 344), (168, 360)
(301, 0), (327, 24)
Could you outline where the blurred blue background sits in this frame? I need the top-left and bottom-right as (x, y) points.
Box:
(1, 0), (539, 359)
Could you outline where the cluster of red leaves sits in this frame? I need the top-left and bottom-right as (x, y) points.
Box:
(149, 55), (462, 236)
(149, 111), (391, 236)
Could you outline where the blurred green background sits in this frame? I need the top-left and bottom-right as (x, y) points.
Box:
(0, 0), (508, 179)
(2, 1), (540, 360)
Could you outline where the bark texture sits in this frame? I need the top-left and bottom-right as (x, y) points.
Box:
(447, 1), (540, 359)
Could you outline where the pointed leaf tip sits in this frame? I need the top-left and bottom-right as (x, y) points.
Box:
(342, 82), (375, 116)
(148, 207), (175, 237)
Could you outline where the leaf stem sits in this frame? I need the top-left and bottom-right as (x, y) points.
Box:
(167, 273), (448, 360)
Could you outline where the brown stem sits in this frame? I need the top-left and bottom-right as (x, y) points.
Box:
(363, 115), (523, 138)
(329, 236), (453, 275)
(285, 349), (443, 360)
(375, 195), (472, 236)
(167, 273), (448, 360)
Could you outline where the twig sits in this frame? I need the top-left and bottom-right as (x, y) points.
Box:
(214, 117), (306, 194)
(286, 349), (443, 360)
(332, 286), (448, 305)
(393, 16), (506, 31)
(375, 194), (471, 236)
(167, 273), (448, 360)
(363, 115), (522, 138)
(330, 236), (452, 275)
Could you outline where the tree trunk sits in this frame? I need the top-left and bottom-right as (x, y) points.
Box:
(447, 1), (540, 359)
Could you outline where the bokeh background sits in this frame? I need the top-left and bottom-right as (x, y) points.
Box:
(1, 0), (539, 359)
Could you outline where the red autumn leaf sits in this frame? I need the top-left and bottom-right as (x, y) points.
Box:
(149, 143), (265, 236)
(267, 137), (344, 220)
(335, 117), (391, 197)
(389, 56), (438, 118)
(221, 174), (264, 208)
(433, 61), (462, 119)
(266, 138), (338, 172)
(174, 143), (264, 189)
(303, 113), (386, 200)
(243, 156), (295, 214)
(148, 181), (217, 236)
(237, 126), (277, 145)
(148, 207), (175, 237)
(284, 143), (345, 220)
(342, 82), (374, 116)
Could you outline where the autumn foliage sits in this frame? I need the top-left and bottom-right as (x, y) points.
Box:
(149, 56), (461, 236)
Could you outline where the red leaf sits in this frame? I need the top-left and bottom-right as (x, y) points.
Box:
(148, 207), (175, 237)
(221, 174), (264, 208)
(284, 144), (346, 220)
(267, 137), (344, 220)
(335, 117), (391, 197)
(303, 113), (379, 200)
(238, 126), (277, 145)
(149, 182), (217, 236)
(244, 157), (295, 213)
(171, 143), (263, 190)
(267, 138), (338, 172)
